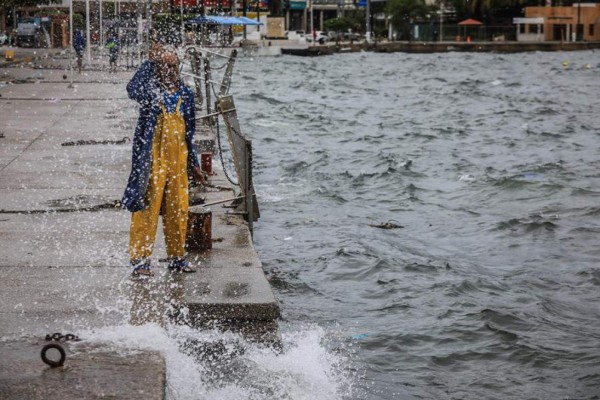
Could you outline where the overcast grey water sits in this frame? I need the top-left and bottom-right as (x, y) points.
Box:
(230, 50), (600, 399)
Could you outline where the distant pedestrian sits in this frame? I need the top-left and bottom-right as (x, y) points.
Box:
(74, 30), (86, 73)
(122, 41), (205, 277)
(106, 34), (120, 73)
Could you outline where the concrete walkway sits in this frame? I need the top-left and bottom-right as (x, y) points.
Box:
(0, 62), (279, 398)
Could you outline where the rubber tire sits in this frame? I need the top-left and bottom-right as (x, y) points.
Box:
(41, 343), (66, 368)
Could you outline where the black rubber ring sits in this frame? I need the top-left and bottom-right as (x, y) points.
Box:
(41, 343), (66, 367)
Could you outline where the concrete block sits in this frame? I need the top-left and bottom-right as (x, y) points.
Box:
(180, 266), (280, 321)
(0, 340), (165, 400)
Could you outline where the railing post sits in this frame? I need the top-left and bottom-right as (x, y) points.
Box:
(188, 48), (204, 108)
(245, 139), (254, 235)
(204, 57), (211, 121)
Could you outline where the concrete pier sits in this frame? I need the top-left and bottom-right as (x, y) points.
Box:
(0, 63), (279, 397)
(371, 40), (600, 53)
(281, 40), (600, 56)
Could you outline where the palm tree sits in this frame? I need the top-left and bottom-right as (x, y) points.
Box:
(464, 0), (526, 21)
(386, 0), (431, 41)
(0, 0), (60, 8)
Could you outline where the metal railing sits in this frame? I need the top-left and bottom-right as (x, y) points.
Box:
(184, 47), (259, 233)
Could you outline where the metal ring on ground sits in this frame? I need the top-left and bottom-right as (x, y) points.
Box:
(41, 343), (66, 367)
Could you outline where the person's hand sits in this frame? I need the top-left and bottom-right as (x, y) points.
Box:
(192, 166), (206, 185)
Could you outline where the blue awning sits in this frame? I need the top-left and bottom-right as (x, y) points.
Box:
(289, 1), (305, 10)
(187, 15), (263, 26)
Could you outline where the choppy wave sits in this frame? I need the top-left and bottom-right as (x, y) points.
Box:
(233, 50), (600, 399)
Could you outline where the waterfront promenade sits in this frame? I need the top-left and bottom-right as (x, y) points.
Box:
(0, 58), (279, 398)
(4, 38), (599, 68)
(282, 39), (600, 56)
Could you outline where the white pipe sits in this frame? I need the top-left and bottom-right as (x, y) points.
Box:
(181, 0), (184, 46)
(310, 0), (313, 46)
(439, 0), (443, 42)
(69, 0), (74, 86)
(365, 0), (370, 42)
(201, 196), (245, 207)
(180, 71), (221, 85)
(137, 0), (142, 63)
(99, 0), (103, 57)
(86, 0), (91, 63)
(185, 45), (233, 58)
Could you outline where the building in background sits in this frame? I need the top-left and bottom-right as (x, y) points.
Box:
(515, 3), (600, 42)
(0, 0), (368, 45)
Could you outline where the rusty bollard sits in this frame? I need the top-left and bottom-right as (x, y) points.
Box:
(186, 206), (212, 251)
(201, 152), (213, 175)
(5, 49), (15, 62)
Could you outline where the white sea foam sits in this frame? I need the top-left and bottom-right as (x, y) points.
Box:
(76, 322), (352, 400)
(251, 119), (284, 128)
(255, 184), (284, 203)
(458, 174), (475, 182)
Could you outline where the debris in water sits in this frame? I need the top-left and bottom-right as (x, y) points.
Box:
(368, 221), (404, 229)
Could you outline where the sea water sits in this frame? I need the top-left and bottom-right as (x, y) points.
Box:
(234, 50), (600, 399)
(84, 50), (600, 399)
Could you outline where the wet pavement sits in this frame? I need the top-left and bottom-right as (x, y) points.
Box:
(0, 59), (279, 398)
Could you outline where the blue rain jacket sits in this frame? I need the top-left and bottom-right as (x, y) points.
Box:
(74, 31), (86, 55)
(122, 60), (200, 212)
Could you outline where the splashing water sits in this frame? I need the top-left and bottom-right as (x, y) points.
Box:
(77, 322), (354, 400)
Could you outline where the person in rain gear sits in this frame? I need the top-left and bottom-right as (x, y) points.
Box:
(74, 30), (86, 73)
(122, 42), (205, 277)
(106, 33), (120, 73)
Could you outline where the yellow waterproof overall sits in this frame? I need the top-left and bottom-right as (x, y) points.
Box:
(129, 97), (189, 260)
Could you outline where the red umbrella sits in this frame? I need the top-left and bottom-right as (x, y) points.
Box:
(458, 18), (483, 26)
(458, 19), (483, 41)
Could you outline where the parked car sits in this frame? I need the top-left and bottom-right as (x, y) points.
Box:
(306, 31), (329, 44)
(285, 30), (306, 41)
(327, 31), (341, 41)
(342, 30), (361, 41)
(0, 32), (7, 45)
(326, 30), (361, 42)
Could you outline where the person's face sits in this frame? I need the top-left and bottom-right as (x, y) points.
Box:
(157, 52), (179, 85)
(149, 42), (164, 61)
